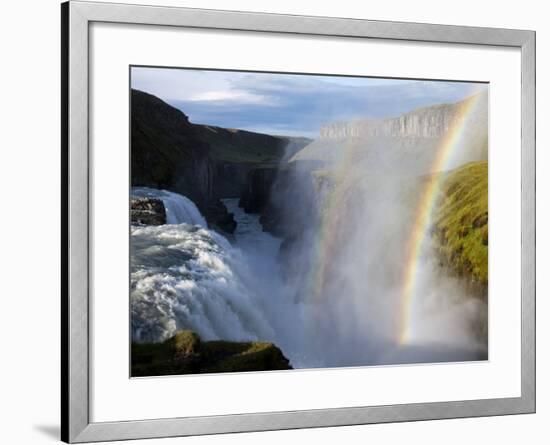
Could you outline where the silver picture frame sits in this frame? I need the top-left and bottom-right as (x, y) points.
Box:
(61, 1), (536, 442)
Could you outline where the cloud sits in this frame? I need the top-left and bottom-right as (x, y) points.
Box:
(131, 66), (487, 138)
(188, 89), (279, 106)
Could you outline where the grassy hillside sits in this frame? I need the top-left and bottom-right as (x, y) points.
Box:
(131, 88), (311, 210)
(196, 124), (310, 163)
(432, 161), (488, 286)
(303, 161), (488, 288)
(132, 330), (292, 376)
(131, 89), (213, 210)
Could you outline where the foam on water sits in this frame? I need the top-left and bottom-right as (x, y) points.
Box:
(131, 222), (276, 343)
(130, 186), (485, 369)
(132, 186), (207, 226)
(130, 192), (310, 367)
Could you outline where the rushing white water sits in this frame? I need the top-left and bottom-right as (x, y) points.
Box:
(131, 222), (275, 343)
(130, 186), (486, 369)
(222, 199), (310, 367)
(130, 190), (309, 367)
(132, 186), (207, 226)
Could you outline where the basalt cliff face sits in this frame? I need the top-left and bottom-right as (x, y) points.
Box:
(195, 124), (309, 200)
(131, 89), (310, 232)
(292, 91), (488, 174)
(320, 101), (469, 139)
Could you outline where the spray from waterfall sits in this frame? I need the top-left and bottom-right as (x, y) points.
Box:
(130, 89), (489, 370)
(273, 91), (488, 365)
(399, 93), (485, 344)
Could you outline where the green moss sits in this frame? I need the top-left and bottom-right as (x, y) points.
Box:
(432, 161), (488, 285)
(201, 341), (291, 373)
(169, 330), (201, 357)
(131, 331), (292, 377)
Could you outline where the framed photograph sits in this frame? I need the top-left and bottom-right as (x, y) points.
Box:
(62, 1), (535, 442)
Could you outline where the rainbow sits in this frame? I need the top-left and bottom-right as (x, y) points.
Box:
(398, 92), (484, 344)
(306, 92), (485, 343)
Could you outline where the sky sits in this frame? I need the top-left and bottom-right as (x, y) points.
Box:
(131, 67), (487, 138)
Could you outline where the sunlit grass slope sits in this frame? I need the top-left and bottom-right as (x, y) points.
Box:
(432, 161), (488, 286)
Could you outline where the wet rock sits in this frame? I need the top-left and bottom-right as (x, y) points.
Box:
(131, 197), (166, 225)
(205, 199), (237, 234)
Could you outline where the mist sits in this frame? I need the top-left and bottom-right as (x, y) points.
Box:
(260, 93), (489, 366)
(130, 90), (489, 370)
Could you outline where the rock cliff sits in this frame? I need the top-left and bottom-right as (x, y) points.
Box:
(320, 100), (472, 139)
(131, 89), (311, 233)
(292, 91), (488, 173)
(239, 166), (279, 213)
(320, 93), (487, 139)
(194, 124), (310, 199)
(131, 89), (213, 211)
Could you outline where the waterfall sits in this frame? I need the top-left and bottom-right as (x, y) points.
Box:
(130, 181), (486, 370)
(130, 221), (277, 344)
(132, 186), (207, 227)
(130, 190), (310, 367)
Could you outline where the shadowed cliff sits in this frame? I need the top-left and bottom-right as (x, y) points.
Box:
(131, 89), (310, 231)
(131, 89), (213, 211)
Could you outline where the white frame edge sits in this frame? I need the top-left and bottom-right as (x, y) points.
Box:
(61, 1), (536, 442)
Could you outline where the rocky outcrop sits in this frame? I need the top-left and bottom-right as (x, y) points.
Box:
(206, 200), (237, 234)
(130, 197), (166, 225)
(131, 330), (292, 376)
